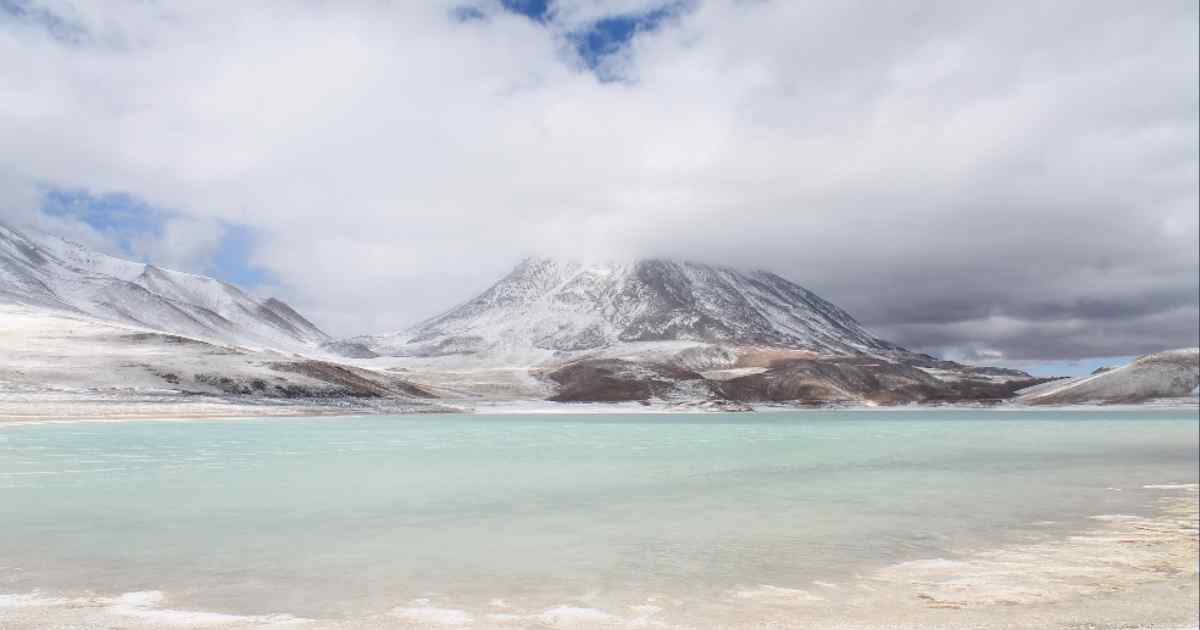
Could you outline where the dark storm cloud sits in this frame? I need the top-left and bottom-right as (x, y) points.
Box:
(876, 305), (1200, 363)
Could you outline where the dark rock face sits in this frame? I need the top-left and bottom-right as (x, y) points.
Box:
(160, 360), (436, 399)
(547, 359), (714, 402)
(269, 361), (434, 398)
(932, 377), (1053, 403)
(714, 359), (937, 404)
(542, 356), (1045, 405)
(969, 365), (1032, 378)
(901, 353), (1032, 379)
(714, 358), (1044, 405)
(319, 340), (380, 359)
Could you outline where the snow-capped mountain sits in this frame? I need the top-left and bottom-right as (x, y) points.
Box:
(0, 221), (328, 351)
(350, 257), (901, 360)
(337, 258), (1046, 405)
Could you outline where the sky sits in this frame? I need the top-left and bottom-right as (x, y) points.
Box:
(1, 0), (1197, 373)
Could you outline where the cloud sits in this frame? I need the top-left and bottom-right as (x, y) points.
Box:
(126, 215), (226, 275)
(0, 0), (1196, 361)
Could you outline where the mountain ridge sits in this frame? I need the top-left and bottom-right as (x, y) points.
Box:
(1, 222), (1192, 411)
(0, 220), (327, 351)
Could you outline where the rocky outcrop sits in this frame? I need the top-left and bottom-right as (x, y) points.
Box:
(542, 355), (1044, 406)
(269, 361), (434, 398)
(547, 359), (717, 402)
(714, 358), (1043, 405)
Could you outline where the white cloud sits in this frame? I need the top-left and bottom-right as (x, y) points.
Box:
(0, 0), (1196, 360)
(126, 215), (225, 275)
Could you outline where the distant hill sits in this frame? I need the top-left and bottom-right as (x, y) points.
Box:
(1017, 348), (1200, 405)
(0, 221), (327, 351)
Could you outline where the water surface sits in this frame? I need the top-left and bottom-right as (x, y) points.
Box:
(1, 408), (1196, 623)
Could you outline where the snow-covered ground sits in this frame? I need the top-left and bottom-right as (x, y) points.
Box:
(0, 303), (444, 421)
(4, 300), (1193, 422)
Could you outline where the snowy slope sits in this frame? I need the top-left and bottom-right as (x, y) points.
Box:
(0, 221), (328, 351)
(1016, 348), (1199, 404)
(351, 257), (900, 362)
(0, 302), (439, 419)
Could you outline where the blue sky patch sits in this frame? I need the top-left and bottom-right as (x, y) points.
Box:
(568, 4), (680, 75)
(1022, 356), (1137, 377)
(41, 188), (160, 254)
(490, 0), (686, 79)
(499, 0), (550, 23)
(209, 223), (270, 287)
(39, 188), (270, 287)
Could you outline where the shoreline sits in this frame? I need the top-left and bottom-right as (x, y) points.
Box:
(1, 395), (1196, 425)
(2, 486), (1195, 629)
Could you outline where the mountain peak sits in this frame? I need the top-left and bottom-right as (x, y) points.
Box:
(352, 256), (899, 362)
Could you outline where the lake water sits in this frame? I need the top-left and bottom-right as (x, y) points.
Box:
(1, 408), (1197, 628)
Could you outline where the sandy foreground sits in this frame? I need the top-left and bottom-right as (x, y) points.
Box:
(0, 486), (1196, 630)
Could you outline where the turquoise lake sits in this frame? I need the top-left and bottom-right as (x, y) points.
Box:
(1, 408), (1197, 625)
